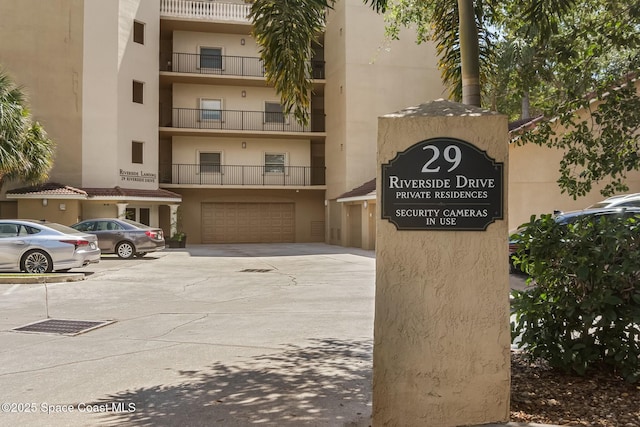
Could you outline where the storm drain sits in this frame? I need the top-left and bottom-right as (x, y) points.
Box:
(13, 319), (115, 336)
(240, 268), (273, 273)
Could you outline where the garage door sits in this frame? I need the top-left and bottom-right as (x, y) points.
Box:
(201, 202), (295, 243)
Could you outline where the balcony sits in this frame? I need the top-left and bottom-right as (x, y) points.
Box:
(160, 164), (326, 187)
(160, 0), (250, 23)
(161, 53), (326, 80)
(161, 108), (326, 133)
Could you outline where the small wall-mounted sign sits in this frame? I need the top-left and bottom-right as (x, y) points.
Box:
(119, 169), (157, 183)
(381, 137), (503, 230)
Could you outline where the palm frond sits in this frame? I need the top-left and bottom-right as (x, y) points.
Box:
(250, 0), (334, 125)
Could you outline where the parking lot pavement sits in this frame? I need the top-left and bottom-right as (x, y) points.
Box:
(0, 244), (526, 427)
(0, 244), (375, 427)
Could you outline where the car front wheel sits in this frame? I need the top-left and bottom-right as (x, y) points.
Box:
(21, 250), (53, 273)
(116, 241), (135, 259)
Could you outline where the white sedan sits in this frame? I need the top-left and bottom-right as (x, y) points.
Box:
(0, 220), (101, 273)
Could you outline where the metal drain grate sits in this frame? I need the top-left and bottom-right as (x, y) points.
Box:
(240, 268), (273, 273)
(13, 319), (114, 336)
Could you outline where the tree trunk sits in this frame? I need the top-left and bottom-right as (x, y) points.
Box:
(458, 0), (481, 107)
(521, 90), (531, 119)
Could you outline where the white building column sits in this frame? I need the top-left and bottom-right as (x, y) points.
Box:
(116, 203), (128, 219)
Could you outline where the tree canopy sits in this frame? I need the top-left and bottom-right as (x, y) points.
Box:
(0, 69), (55, 189)
(251, 0), (640, 198)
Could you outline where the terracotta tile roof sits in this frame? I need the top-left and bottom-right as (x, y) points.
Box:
(336, 178), (376, 200)
(7, 182), (88, 198)
(7, 183), (181, 202)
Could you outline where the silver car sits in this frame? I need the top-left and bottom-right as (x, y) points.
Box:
(0, 220), (101, 273)
(70, 218), (165, 259)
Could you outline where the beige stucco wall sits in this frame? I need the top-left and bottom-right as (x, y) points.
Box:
(324, 0), (447, 201)
(173, 83), (282, 112)
(117, 0), (161, 190)
(83, 0), (160, 189)
(82, 1), (119, 187)
(172, 136), (311, 167)
(509, 143), (640, 229)
(373, 102), (510, 425)
(173, 30), (256, 58)
(17, 199), (82, 226)
(173, 188), (325, 243)
(342, 200), (376, 250)
(509, 79), (640, 229)
(0, 0), (84, 187)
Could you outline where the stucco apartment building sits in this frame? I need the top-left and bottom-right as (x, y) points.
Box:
(0, 0), (447, 247)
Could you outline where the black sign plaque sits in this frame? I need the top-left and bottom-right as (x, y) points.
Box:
(381, 137), (504, 231)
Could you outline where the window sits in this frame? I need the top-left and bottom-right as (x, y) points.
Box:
(72, 221), (95, 232)
(133, 80), (144, 104)
(200, 47), (222, 69)
(139, 208), (150, 225)
(200, 152), (221, 173)
(132, 141), (143, 164)
(200, 99), (222, 121)
(0, 223), (19, 237)
(264, 101), (286, 124)
(95, 221), (123, 231)
(125, 208), (136, 221)
(265, 153), (286, 173)
(133, 21), (145, 45)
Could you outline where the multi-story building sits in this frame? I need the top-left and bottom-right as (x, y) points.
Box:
(0, 0), (446, 248)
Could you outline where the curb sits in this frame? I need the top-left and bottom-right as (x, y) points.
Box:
(0, 273), (86, 284)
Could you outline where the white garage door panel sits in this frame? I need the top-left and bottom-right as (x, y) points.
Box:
(202, 203), (294, 243)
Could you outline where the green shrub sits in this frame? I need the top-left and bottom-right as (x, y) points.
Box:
(511, 213), (640, 382)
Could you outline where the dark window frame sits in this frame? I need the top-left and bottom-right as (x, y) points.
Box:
(132, 141), (144, 164)
(199, 152), (222, 173)
(133, 20), (145, 45)
(264, 101), (286, 124)
(133, 80), (144, 104)
(199, 47), (223, 69)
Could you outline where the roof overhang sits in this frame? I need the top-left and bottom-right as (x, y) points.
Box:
(6, 183), (182, 203)
(336, 194), (376, 203)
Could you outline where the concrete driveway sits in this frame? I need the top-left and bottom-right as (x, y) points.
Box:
(0, 243), (528, 427)
(0, 244), (375, 427)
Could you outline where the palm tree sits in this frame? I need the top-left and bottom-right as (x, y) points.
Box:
(0, 69), (54, 189)
(250, 0), (581, 122)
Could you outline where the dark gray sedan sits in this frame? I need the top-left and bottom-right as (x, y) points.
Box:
(71, 218), (165, 259)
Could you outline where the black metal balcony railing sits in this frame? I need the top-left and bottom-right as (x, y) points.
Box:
(160, 164), (326, 186)
(162, 108), (326, 133)
(160, 53), (326, 79)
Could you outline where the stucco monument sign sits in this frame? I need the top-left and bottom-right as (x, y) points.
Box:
(381, 137), (503, 230)
(374, 100), (510, 426)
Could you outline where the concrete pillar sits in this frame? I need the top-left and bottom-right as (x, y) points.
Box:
(373, 100), (510, 426)
(116, 203), (128, 219)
